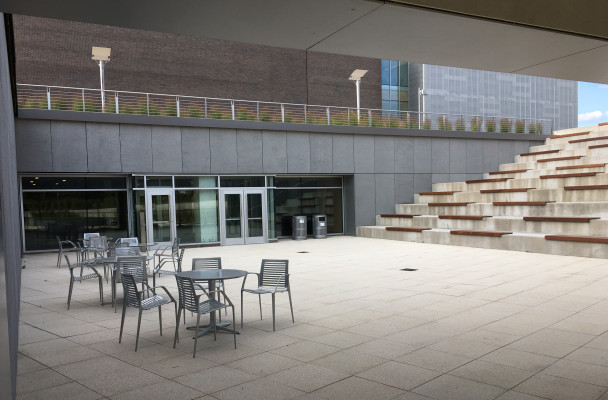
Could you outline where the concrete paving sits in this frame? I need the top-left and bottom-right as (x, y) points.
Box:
(16, 236), (608, 399)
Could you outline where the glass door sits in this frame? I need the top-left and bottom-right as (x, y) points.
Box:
(220, 189), (267, 245)
(145, 189), (176, 246)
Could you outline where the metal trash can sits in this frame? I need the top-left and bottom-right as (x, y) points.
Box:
(313, 215), (327, 239)
(292, 216), (307, 240)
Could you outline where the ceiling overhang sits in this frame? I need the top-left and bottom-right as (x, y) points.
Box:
(2, 0), (608, 83)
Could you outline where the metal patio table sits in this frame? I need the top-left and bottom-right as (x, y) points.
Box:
(175, 269), (247, 337)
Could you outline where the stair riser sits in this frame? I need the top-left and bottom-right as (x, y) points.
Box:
(396, 202), (608, 217)
(483, 167), (605, 180)
(357, 226), (608, 258)
(434, 175), (608, 192)
(420, 190), (608, 203)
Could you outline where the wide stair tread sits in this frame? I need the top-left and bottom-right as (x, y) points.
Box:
(523, 216), (599, 222)
(386, 227), (430, 232)
(545, 235), (608, 244)
(450, 230), (512, 237)
(438, 215), (489, 220)
(550, 131), (590, 139)
(380, 214), (420, 218)
(569, 136), (608, 144)
(564, 184), (608, 190)
(556, 163), (605, 170)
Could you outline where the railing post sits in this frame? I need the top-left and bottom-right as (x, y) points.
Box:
(146, 93), (150, 115)
(47, 87), (51, 110)
(348, 109), (350, 125)
(204, 98), (207, 118)
(304, 105), (307, 124)
(326, 107), (330, 125)
(257, 102), (260, 121)
(82, 88), (85, 111)
(231, 100), (235, 120)
(388, 111), (391, 127)
(281, 104), (285, 123)
(369, 109), (372, 127)
(176, 96), (180, 117)
(115, 93), (119, 114)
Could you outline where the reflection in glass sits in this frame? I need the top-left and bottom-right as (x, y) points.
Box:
(175, 190), (219, 243)
(273, 188), (342, 237)
(22, 191), (128, 251)
(247, 193), (263, 237)
(224, 193), (242, 238)
(151, 194), (171, 242)
(133, 191), (146, 242)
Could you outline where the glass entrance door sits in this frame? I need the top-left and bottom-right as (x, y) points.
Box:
(146, 189), (176, 246)
(220, 189), (267, 245)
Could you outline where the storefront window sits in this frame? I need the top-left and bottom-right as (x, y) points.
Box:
(273, 188), (342, 236)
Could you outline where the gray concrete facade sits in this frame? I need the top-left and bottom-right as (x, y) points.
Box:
(0, 13), (21, 400)
(15, 110), (544, 232)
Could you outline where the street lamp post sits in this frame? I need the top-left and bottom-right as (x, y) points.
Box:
(92, 47), (111, 112)
(349, 69), (368, 123)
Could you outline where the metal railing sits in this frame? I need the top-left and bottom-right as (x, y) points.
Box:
(16, 84), (553, 134)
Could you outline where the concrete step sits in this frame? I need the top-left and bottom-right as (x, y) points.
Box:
(482, 165), (606, 180)
(376, 215), (608, 236)
(395, 201), (608, 218)
(496, 155), (608, 172)
(417, 187), (608, 203)
(357, 226), (608, 258)
(434, 173), (608, 192)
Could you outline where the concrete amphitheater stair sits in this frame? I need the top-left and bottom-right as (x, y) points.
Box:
(357, 125), (608, 258)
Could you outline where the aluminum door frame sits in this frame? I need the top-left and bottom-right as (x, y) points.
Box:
(219, 188), (267, 246)
(145, 188), (176, 246)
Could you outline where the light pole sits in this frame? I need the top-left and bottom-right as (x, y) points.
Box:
(349, 69), (368, 123)
(92, 46), (111, 112)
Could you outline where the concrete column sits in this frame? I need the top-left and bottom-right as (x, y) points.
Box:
(0, 13), (21, 400)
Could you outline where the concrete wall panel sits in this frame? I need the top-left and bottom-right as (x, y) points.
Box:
(181, 127), (210, 173)
(310, 133), (333, 173)
(86, 122), (121, 173)
(375, 173), (395, 214)
(152, 126), (182, 173)
(395, 173), (414, 204)
(354, 136), (374, 173)
(414, 173), (432, 194)
(237, 130), (263, 173)
(14, 119), (52, 172)
(210, 128), (237, 174)
(432, 138), (450, 173)
(51, 121), (87, 172)
(414, 138), (432, 173)
(286, 132), (311, 173)
(120, 124), (152, 173)
(449, 138), (467, 173)
(466, 139), (483, 173)
(332, 134), (354, 173)
(353, 173), (375, 227)
(374, 136), (395, 173)
(395, 136), (414, 173)
(482, 140), (500, 173)
(262, 130), (287, 173)
(498, 140), (516, 165)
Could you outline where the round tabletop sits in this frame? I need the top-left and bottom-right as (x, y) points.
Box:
(176, 269), (247, 280)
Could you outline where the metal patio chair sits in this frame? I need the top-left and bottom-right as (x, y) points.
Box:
(153, 237), (181, 286)
(174, 274), (236, 357)
(119, 273), (176, 351)
(241, 259), (294, 331)
(65, 254), (103, 310)
(112, 254), (147, 312)
(56, 236), (79, 268)
(191, 257), (227, 317)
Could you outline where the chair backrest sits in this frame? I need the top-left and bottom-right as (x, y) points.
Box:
(83, 232), (100, 247)
(89, 236), (107, 255)
(115, 246), (141, 257)
(64, 254), (78, 277)
(192, 257), (222, 271)
(120, 274), (141, 308)
(260, 259), (289, 288)
(175, 275), (201, 313)
(117, 256), (148, 283)
(120, 237), (139, 245)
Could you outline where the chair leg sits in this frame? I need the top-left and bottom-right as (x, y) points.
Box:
(231, 306), (236, 349)
(240, 290), (244, 328)
(98, 276), (104, 305)
(173, 306), (182, 348)
(119, 301), (127, 343)
(258, 294), (262, 320)
(288, 289), (294, 323)
(135, 309), (143, 351)
(67, 279), (74, 310)
(57, 250), (62, 268)
(158, 306), (163, 336)
(193, 312), (201, 358)
(272, 292), (276, 331)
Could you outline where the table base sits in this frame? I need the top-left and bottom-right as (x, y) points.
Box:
(186, 322), (240, 338)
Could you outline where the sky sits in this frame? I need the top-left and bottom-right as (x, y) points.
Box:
(578, 81), (608, 127)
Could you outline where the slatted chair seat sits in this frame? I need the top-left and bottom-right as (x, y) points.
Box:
(119, 273), (176, 351)
(241, 259), (294, 331)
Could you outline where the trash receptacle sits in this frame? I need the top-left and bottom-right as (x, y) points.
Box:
(292, 216), (307, 240)
(313, 215), (327, 239)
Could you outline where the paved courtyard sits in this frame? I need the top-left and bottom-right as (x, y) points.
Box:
(16, 236), (608, 400)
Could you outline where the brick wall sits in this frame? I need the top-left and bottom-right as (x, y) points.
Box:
(13, 15), (381, 109)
